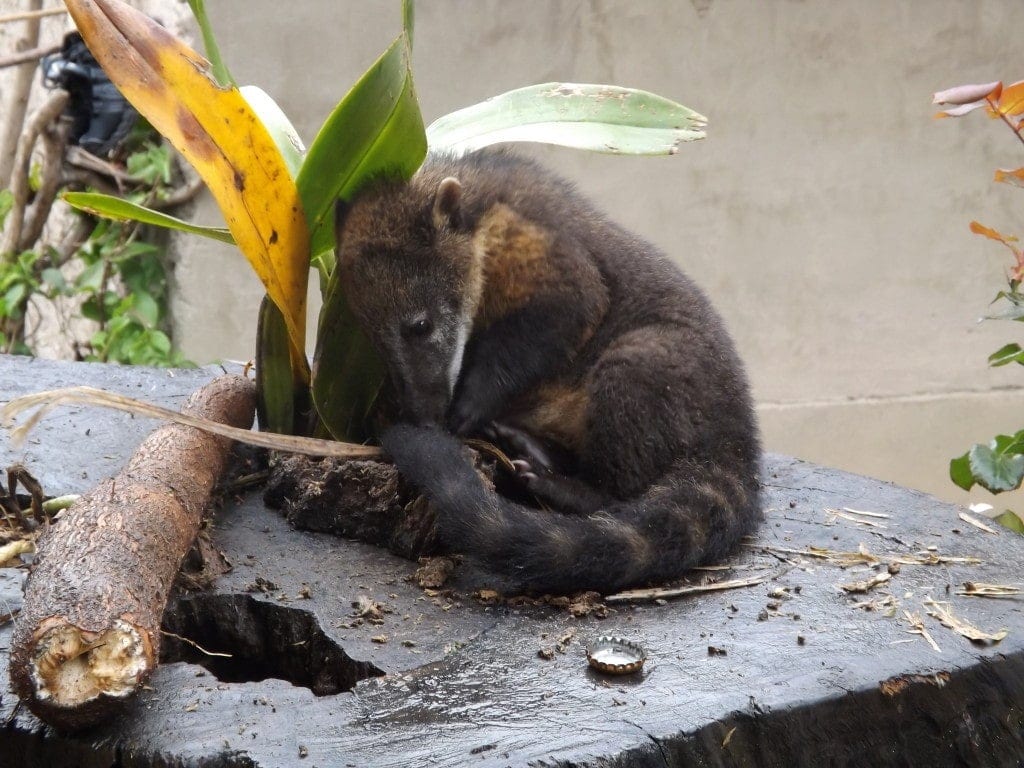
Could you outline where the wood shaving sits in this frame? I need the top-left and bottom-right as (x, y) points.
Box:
(903, 610), (941, 653)
(827, 509), (887, 529)
(840, 571), (892, 594)
(955, 582), (1022, 599)
(851, 594), (898, 612)
(957, 511), (999, 535)
(604, 573), (771, 603)
(841, 507), (891, 519)
(923, 597), (1008, 644)
(747, 544), (981, 568)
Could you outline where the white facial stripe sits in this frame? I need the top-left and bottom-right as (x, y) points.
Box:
(447, 318), (471, 393)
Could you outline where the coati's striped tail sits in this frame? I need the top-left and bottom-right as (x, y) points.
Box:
(381, 424), (761, 595)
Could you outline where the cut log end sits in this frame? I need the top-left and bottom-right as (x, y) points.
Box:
(28, 618), (153, 708)
(9, 374), (256, 731)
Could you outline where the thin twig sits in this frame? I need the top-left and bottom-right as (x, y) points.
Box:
(0, 7), (66, 24)
(151, 171), (206, 210)
(66, 145), (134, 186)
(0, 42), (59, 69)
(60, 167), (121, 197)
(1, 386), (384, 460)
(989, 96), (1024, 151)
(604, 572), (772, 603)
(160, 630), (233, 658)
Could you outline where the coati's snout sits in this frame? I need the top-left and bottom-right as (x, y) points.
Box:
(333, 175), (478, 428)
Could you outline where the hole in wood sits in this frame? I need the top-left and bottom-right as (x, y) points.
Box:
(160, 594), (383, 695)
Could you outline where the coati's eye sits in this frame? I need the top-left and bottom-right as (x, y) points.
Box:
(403, 316), (433, 339)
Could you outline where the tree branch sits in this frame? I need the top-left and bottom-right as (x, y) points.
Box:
(0, 7), (66, 25)
(19, 112), (71, 251)
(0, 42), (59, 70)
(0, 90), (68, 261)
(0, 0), (45, 187)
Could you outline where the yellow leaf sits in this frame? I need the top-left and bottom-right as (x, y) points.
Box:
(969, 221), (1019, 245)
(998, 80), (1024, 117)
(994, 167), (1024, 187)
(64, 0), (309, 379)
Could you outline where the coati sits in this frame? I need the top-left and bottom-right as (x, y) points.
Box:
(333, 149), (761, 594)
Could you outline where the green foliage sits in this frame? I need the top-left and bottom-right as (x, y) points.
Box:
(950, 431), (1024, 493)
(2, 134), (191, 367)
(73, 217), (191, 367)
(935, 78), (1024, 532)
(70, 0), (706, 439)
(426, 82), (706, 156)
(63, 192), (234, 244)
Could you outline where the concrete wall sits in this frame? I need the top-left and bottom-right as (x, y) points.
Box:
(17, 1), (1024, 506)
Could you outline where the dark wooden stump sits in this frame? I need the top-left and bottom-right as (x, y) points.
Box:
(2, 356), (1024, 767)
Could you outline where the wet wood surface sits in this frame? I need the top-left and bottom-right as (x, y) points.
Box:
(2, 355), (1023, 767)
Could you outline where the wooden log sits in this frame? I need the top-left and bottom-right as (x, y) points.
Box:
(8, 375), (255, 731)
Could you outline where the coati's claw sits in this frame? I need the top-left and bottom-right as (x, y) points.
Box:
(491, 422), (556, 473)
(510, 459), (539, 486)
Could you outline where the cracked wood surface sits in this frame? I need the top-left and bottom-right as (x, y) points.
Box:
(2, 355), (1024, 767)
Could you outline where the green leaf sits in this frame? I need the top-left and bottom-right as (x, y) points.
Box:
(994, 510), (1024, 534)
(186, 0), (233, 87)
(64, 192), (234, 244)
(950, 452), (975, 491)
(967, 432), (1024, 493)
(988, 342), (1024, 366)
(255, 295), (296, 434)
(240, 85), (305, 180)
(148, 329), (171, 355)
(3, 283), (26, 314)
(76, 260), (105, 292)
(80, 296), (102, 322)
(297, 32), (427, 261)
(40, 267), (66, 294)
(312, 279), (386, 442)
(132, 291), (160, 326)
(985, 304), (1024, 322)
(426, 83), (707, 156)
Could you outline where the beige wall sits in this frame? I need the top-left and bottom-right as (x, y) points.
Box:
(17, 1), (1024, 505)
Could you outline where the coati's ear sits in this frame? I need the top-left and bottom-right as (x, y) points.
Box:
(334, 198), (352, 244)
(432, 177), (462, 230)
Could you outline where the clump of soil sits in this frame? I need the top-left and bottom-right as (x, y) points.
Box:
(263, 454), (442, 560)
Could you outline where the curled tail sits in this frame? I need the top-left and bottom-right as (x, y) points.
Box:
(381, 424), (761, 594)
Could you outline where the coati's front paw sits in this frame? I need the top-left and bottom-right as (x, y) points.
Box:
(446, 393), (496, 436)
(379, 424), (456, 490)
(489, 422), (557, 473)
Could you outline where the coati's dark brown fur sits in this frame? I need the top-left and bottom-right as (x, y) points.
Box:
(334, 149), (761, 594)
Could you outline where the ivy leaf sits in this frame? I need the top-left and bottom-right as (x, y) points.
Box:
(949, 452), (976, 491)
(966, 433), (1024, 493)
